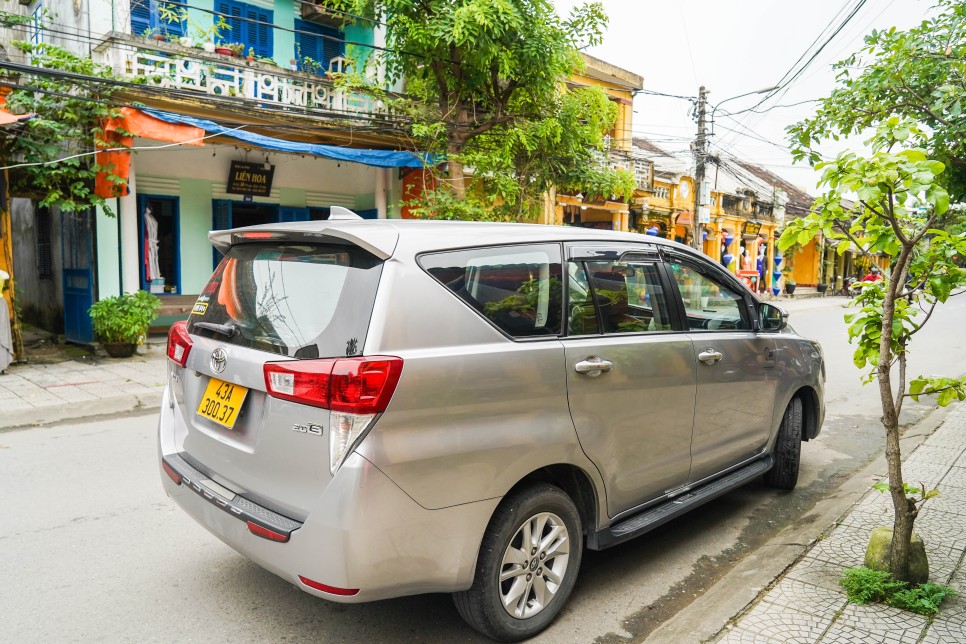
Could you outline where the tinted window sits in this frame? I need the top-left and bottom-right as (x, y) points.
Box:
(567, 260), (672, 335)
(420, 245), (563, 338)
(667, 260), (749, 331)
(188, 243), (383, 357)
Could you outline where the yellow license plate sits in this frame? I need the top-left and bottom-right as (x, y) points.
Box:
(197, 377), (248, 429)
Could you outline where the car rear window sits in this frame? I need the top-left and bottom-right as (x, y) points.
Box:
(419, 244), (563, 338)
(188, 243), (383, 358)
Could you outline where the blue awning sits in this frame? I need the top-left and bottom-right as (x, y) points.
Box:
(142, 108), (439, 169)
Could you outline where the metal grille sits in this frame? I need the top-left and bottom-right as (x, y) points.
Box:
(35, 208), (52, 279)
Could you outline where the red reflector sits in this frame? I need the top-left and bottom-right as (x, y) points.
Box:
(264, 356), (403, 414)
(161, 460), (182, 485)
(298, 576), (359, 596)
(238, 231), (275, 239)
(246, 521), (289, 542)
(166, 320), (193, 367)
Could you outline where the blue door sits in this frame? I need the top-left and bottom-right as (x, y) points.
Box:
(62, 210), (94, 344)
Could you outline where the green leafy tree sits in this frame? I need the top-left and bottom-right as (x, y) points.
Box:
(1, 39), (126, 213)
(789, 0), (966, 208)
(330, 0), (632, 219)
(780, 117), (966, 583)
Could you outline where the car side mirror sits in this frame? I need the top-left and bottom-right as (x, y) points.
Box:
(758, 303), (788, 332)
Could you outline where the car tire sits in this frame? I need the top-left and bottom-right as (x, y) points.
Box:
(453, 484), (583, 642)
(764, 397), (803, 490)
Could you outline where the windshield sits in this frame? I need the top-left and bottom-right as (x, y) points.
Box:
(188, 242), (383, 358)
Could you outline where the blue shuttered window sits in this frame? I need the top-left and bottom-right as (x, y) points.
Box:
(294, 20), (344, 75)
(215, 0), (273, 59)
(130, 0), (185, 38)
(130, 0), (151, 36)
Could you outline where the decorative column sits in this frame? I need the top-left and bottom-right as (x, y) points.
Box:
(119, 165), (139, 294)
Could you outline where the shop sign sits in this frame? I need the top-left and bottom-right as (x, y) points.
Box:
(227, 161), (275, 197)
(742, 221), (762, 236)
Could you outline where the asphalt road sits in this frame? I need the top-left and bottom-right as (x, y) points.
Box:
(1, 294), (964, 643)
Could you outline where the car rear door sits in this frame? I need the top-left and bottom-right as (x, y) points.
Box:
(663, 251), (779, 483)
(170, 239), (385, 519)
(561, 245), (696, 517)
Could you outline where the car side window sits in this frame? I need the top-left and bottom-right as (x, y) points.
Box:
(567, 259), (672, 335)
(667, 260), (749, 331)
(420, 244), (563, 338)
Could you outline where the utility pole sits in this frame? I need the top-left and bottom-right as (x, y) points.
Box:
(691, 86), (708, 251)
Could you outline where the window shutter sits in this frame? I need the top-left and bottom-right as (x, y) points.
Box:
(320, 26), (344, 71)
(253, 7), (273, 58)
(278, 207), (310, 223)
(212, 200), (232, 269)
(295, 20), (342, 74)
(130, 0), (151, 36)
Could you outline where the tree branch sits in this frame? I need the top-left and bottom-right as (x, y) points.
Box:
(908, 297), (939, 337)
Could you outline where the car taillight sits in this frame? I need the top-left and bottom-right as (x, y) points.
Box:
(264, 357), (403, 475)
(263, 357), (403, 414)
(167, 320), (193, 367)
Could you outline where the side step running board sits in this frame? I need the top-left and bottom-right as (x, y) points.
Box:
(588, 456), (773, 550)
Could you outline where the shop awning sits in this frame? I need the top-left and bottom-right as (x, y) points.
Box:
(94, 107), (205, 198)
(142, 109), (440, 169)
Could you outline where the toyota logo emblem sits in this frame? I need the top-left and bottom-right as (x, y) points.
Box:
(210, 348), (228, 374)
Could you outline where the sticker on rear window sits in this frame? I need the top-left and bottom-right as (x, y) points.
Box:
(191, 302), (209, 315)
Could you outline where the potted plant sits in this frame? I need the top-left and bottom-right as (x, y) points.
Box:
(782, 266), (797, 295)
(88, 290), (161, 358)
(246, 47), (256, 62)
(193, 14), (230, 54)
(228, 43), (245, 58)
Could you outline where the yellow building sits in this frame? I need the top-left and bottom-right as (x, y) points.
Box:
(547, 55), (645, 230)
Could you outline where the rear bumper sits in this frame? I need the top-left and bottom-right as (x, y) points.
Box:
(158, 387), (499, 603)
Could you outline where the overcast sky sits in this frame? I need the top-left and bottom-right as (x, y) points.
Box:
(553, 0), (934, 192)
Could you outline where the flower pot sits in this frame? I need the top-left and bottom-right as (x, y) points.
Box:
(785, 283), (796, 295)
(103, 342), (137, 358)
(214, 47), (233, 56)
(817, 283), (829, 294)
(203, 41), (216, 53)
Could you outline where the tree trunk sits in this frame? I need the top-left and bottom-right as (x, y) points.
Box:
(877, 250), (919, 583)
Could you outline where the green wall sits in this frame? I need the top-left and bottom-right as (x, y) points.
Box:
(179, 179), (215, 294)
(95, 204), (121, 299)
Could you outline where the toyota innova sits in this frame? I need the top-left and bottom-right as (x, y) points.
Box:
(158, 211), (825, 641)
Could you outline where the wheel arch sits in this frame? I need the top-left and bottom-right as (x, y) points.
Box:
(503, 464), (600, 539)
(794, 385), (822, 441)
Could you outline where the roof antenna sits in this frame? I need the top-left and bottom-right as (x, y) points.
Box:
(328, 206), (363, 220)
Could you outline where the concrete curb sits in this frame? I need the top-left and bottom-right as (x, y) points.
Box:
(645, 403), (955, 644)
(0, 393), (162, 431)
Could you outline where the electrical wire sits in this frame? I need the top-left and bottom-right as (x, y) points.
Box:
(0, 125), (247, 171)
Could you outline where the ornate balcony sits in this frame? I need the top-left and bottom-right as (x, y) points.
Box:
(94, 32), (388, 120)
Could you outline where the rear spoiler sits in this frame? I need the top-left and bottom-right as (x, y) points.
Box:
(208, 209), (399, 260)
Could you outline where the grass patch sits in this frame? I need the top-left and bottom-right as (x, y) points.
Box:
(840, 567), (957, 616)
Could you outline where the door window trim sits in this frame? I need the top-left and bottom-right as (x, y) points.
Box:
(664, 252), (754, 333)
(563, 243), (684, 337)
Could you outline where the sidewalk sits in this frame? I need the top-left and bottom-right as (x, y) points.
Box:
(712, 403), (966, 643)
(0, 348), (166, 429)
(647, 401), (966, 644)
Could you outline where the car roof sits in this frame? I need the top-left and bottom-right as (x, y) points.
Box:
(209, 219), (699, 261)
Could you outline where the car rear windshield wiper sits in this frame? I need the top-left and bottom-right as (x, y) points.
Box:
(193, 321), (238, 338)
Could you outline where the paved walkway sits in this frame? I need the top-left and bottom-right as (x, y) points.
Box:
(713, 403), (966, 643)
(0, 349), (166, 429)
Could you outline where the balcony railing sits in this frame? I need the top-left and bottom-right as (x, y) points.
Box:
(94, 32), (388, 120)
(593, 148), (652, 191)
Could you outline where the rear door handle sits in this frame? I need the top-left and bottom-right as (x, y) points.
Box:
(575, 356), (613, 377)
(697, 348), (723, 365)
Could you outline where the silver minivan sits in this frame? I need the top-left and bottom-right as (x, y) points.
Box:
(159, 213), (824, 642)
